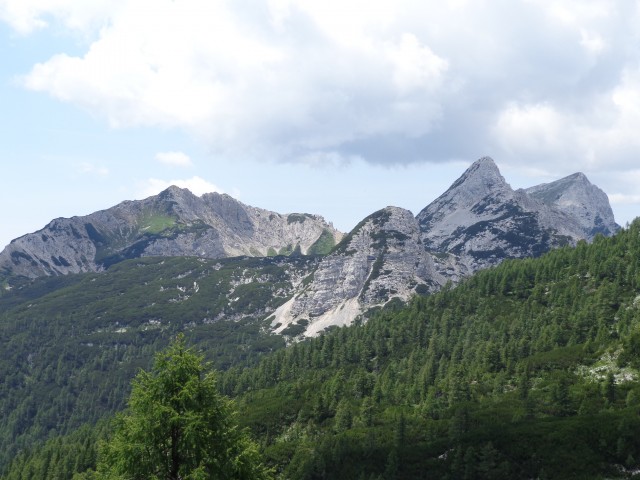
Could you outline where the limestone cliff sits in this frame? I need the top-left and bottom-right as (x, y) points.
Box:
(271, 207), (445, 337)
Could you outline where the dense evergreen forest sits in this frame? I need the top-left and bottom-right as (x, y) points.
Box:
(4, 220), (640, 478)
(0, 255), (302, 469)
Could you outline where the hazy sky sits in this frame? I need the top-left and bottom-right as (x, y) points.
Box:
(2, 0), (640, 249)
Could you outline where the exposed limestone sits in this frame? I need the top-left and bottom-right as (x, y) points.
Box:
(271, 207), (445, 337)
(524, 172), (620, 238)
(0, 186), (342, 279)
(417, 157), (620, 273)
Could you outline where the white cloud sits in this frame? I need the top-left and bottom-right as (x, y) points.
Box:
(4, 0), (640, 175)
(491, 65), (640, 173)
(139, 176), (222, 199)
(0, 0), (115, 35)
(155, 151), (193, 168)
(388, 33), (449, 94)
(579, 28), (605, 55)
(297, 150), (361, 168)
(15, 0), (452, 161)
(493, 102), (567, 156)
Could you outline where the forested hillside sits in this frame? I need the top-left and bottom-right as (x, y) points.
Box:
(0, 255), (313, 469)
(218, 221), (640, 479)
(4, 220), (640, 479)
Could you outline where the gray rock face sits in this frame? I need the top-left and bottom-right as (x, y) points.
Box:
(0, 186), (342, 279)
(417, 157), (620, 272)
(271, 206), (445, 337)
(524, 172), (620, 238)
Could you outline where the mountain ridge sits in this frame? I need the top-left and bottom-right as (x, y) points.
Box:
(0, 188), (342, 279)
(271, 206), (445, 337)
(280, 157), (620, 336)
(0, 157), (621, 337)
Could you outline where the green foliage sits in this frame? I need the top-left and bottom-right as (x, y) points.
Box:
(280, 319), (309, 338)
(213, 219), (640, 479)
(331, 209), (391, 255)
(287, 214), (310, 225)
(2, 423), (107, 480)
(307, 229), (336, 256)
(96, 335), (271, 479)
(0, 255), (311, 471)
(6, 219), (640, 479)
(360, 253), (384, 299)
(139, 213), (177, 234)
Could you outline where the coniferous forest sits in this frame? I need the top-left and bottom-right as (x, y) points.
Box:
(4, 221), (640, 478)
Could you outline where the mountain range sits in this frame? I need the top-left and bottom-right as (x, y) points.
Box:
(0, 157), (619, 337)
(0, 186), (341, 279)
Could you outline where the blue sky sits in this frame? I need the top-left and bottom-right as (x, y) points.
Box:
(2, 0), (640, 249)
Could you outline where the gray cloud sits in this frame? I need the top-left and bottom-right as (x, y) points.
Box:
(7, 0), (640, 180)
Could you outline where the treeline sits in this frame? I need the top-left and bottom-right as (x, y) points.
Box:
(4, 220), (640, 478)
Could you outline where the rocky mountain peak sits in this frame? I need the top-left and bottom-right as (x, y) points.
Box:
(160, 184), (186, 196)
(464, 156), (501, 177)
(270, 205), (445, 337)
(524, 172), (619, 238)
(417, 157), (620, 273)
(447, 156), (509, 201)
(568, 172), (588, 182)
(0, 157), (622, 342)
(0, 187), (342, 279)
(416, 157), (516, 255)
(156, 185), (198, 206)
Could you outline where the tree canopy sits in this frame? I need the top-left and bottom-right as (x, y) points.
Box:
(96, 335), (271, 480)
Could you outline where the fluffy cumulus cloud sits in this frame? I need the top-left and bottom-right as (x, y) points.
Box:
(155, 151), (193, 168)
(139, 176), (222, 199)
(0, 0), (115, 35)
(11, 0), (453, 162)
(5, 0), (640, 182)
(493, 66), (640, 169)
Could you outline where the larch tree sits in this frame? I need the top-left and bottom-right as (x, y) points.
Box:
(96, 335), (271, 480)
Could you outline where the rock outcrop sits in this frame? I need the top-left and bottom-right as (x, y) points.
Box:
(0, 186), (342, 279)
(271, 207), (445, 337)
(417, 157), (620, 273)
(524, 172), (620, 238)
(277, 157), (620, 337)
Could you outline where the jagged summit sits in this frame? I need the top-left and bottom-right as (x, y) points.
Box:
(416, 157), (517, 258)
(460, 156), (502, 179)
(417, 157), (619, 272)
(0, 157), (622, 340)
(160, 184), (186, 196)
(442, 157), (509, 207)
(525, 173), (620, 238)
(0, 186), (342, 279)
